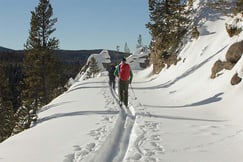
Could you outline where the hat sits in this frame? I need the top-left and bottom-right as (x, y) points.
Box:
(122, 57), (126, 62)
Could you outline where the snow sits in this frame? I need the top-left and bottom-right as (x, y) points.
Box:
(73, 49), (111, 81)
(1, 2), (243, 162)
(127, 47), (150, 70)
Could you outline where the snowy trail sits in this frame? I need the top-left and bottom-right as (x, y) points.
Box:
(85, 86), (136, 162)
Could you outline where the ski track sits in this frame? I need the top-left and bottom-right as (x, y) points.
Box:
(90, 85), (136, 162)
(64, 81), (117, 162)
(64, 80), (137, 162)
(63, 80), (166, 162)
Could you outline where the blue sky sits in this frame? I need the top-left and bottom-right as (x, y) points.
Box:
(0, 0), (151, 52)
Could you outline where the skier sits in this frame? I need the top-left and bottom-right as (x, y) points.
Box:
(114, 57), (133, 108)
(108, 63), (116, 90)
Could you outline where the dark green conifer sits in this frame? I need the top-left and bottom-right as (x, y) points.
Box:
(21, 0), (62, 129)
(235, 0), (243, 13)
(146, 0), (189, 73)
(0, 65), (15, 142)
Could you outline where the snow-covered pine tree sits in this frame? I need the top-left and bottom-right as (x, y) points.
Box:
(236, 0), (243, 13)
(146, 0), (189, 73)
(208, 0), (243, 15)
(88, 57), (100, 78)
(124, 42), (130, 54)
(136, 34), (143, 49)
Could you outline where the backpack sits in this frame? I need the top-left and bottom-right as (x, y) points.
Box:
(108, 65), (115, 78)
(119, 63), (130, 81)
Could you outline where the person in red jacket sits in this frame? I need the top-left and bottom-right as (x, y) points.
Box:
(114, 57), (133, 107)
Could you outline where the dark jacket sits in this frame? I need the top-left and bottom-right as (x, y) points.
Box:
(108, 65), (116, 80)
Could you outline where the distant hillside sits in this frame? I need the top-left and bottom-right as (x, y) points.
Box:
(54, 49), (129, 65)
(0, 47), (129, 81)
(0, 48), (129, 66)
(0, 48), (129, 112)
(0, 46), (14, 52)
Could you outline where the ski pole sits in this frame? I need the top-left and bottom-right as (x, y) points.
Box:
(130, 84), (137, 100)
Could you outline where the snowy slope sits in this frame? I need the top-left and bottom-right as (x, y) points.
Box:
(0, 2), (243, 162)
(127, 13), (243, 162)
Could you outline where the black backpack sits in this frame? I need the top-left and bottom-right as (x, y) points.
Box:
(108, 65), (115, 78)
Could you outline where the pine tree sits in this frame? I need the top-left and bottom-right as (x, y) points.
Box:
(208, 0), (243, 14)
(124, 42), (130, 54)
(188, 0), (193, 8)
(21, 0), (62, 128)
(136, 34), (143, 49)
(0, 65), (15, 142)
(235, 0), (243, 13)
(146, 0), (189, 73)
(116, 45), (120, 52)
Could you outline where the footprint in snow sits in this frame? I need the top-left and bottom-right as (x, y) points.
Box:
(127, 153), (142, 161)
(89, 126), (106, 141)
(86, 143), (96, 151)
(126, 120), (164, 162)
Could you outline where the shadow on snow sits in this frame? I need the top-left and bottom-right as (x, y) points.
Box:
(143, 92), (224, 108)
(36, 110), (119, 125)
